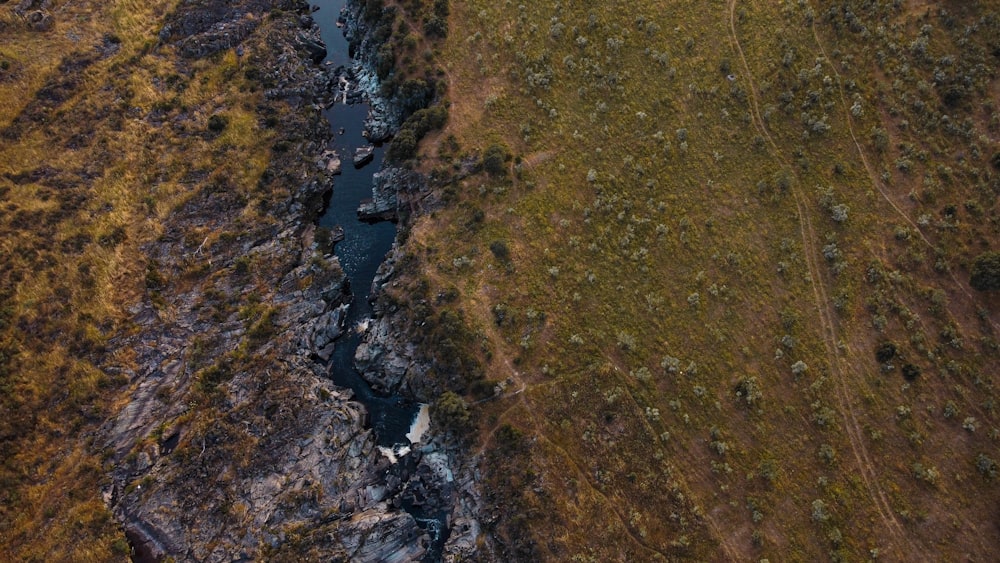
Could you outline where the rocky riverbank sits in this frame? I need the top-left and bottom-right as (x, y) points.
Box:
(338, 1), (487, 558)
(99, 0), (481, 560)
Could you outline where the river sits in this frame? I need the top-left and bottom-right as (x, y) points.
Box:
(309, 1), (449, 559)
(310, 0), (420, 450)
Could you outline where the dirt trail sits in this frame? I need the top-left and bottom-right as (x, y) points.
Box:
(470, 359), (673, 559)
(804, 13), (1000, 334)
(535, 433), (672, 561)
(727, 1), (916, 557)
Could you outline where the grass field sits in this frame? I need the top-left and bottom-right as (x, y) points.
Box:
(0, 0), (296, 558)
(382, 0), (1000, 559)
(2, 0), (998, 559)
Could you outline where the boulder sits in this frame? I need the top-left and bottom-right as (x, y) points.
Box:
(309, 303), (349, 360)
(14, 0), (50, 15)
(25, 10), (54, 31)
(300, 37), (327, 64)
(354, 316), (411, 393)
(320, 150), (342, 174)
(329, 224), (345, 244)
(353, 145), (375, 168)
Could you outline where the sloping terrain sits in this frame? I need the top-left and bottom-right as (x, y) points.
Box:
(2, 0), (999, 560)
(1, 0), (443, 559)
(376, 0), (1000, 559)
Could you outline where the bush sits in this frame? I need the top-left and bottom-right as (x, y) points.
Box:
(207, 114), (228, 133)
(433, 391), (470, 432)
(482, 143), (510, 176)
(970, 251), (1000, 291)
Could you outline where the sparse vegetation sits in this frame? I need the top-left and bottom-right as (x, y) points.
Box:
(0, 0), (325, 558)
(3, 0), (1000, 560)
(389, 0), (1000, 559)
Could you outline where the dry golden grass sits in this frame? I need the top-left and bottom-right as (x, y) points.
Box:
(399, 0), (1000, 559)
(0, 0), (285, 557)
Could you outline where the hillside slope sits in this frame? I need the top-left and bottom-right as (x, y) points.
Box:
(2, 0), (999, 560)
(382, 0), (1000, 559)
(1, 0), (448, 559)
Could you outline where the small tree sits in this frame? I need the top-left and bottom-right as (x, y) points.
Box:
(387, 129), (417, 161)
(482, 143), (509, 176)
(970, 251), (1000, 291)
(433, 391), (470, 432)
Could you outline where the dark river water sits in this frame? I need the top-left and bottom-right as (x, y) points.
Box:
(309, 1), (450, 559)
(311, 0), (419, 449)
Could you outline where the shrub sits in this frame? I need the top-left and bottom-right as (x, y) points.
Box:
(433, 391), (470, 432)
(399, 78), (435, 116)
(489, 240), (510, 262)
(482, 143), (510, 176)
(144, 262), (165, 291)
(818, 444), (837, 465)
(387, 105), (448, 161)
(425, 16), (448, 38)
(387, 129), (417, 161)
(874, 341), (897, 363)
(195, 361), (232, 395)
(376, 44), (395, 79)
(811, 499), (829, 522)
(207, 114), (229, 133)
(735, 375), (762, 406)
(831, 204), (849, 223)
(433, 0), (449, 18)
(963, 417), (978, 432)
(616, 331), (636, 350)
(976, 454), (997, 479)
(970, 251), (1000, 291)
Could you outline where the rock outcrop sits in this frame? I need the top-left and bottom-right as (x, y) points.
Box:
(25, 9), (53, 31)
(354, 144), (375, 168)
(338, 3), (491, 558)
(98, 0), (478, 560)
(356, 166), (429, 222)
(96, 0), (494, 559)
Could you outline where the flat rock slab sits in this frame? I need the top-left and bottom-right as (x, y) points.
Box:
(320, 150), (342, 174)
(353, 145), (375, 168)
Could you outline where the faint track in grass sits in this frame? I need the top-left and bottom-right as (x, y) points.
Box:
(727, 1), (917, 558)
(471, 367), (672, 560)
(803, 8), (1000, 335)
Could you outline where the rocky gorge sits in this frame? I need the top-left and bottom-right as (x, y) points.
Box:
(99, 0), (483, 560)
